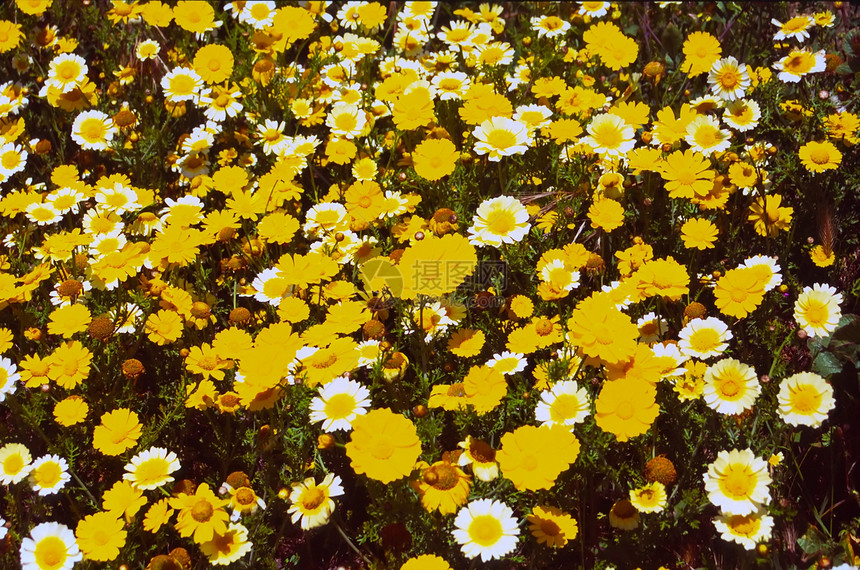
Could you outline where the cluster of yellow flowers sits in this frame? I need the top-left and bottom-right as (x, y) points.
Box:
(0, 0), (857, 568)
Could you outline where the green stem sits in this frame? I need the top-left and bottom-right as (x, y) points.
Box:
(767, 331), (794, 379)
(332, 519), (372, 566)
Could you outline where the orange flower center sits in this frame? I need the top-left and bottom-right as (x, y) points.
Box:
(191, 499), (214, 522)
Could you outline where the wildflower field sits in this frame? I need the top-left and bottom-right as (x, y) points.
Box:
(1, 0), (860, 568)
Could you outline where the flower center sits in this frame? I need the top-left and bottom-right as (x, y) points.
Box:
(311, 351), (338, 369)
(690, 328), (720, 352)
(170, 74), (197, 95)
(694, 125), (718, 147)
(34, 461), (62, 486)
(615, 401), (635, 420)
(469, 514), (503, 546)
(728, 514), (759, 535)
(718, 377), (740, 398)
(324, 393), (356, 420)
(191, 499), (214, 522)
(425, 463), (460, 490)
(3, 454), (23, 474)
(335, 113), (357, 132)
(439, 78), (462, 91)
(301, 487), (327, 510)
(540, 518), (561, 536)
(371, 439), (394, 460)
(34, 536), (67, 569)
(235, 487), (256, 506)
(809, 147), (830, 164)
(486, 209), (516, 235)
(135, 458), (168, 484)
(58, 63), (78, 80)
(549, 394), (581, 422)
(534, 317), (553, 336)
(719, 69), (739, 89)
(594, 123), (623, 149)
(719, 465), (754, 498)
(790, 385), (822, 414)
(784, 54), (811, 74)
(803, 300), (828, 325)
(81, 119), (107, 141)
(485, 128), (518, 150)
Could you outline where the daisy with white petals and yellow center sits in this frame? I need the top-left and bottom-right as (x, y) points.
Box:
(287, 473), (344, 530)
(468, 195), (531, 248)
(534, 380), (591, 429)
(777, 372), (835, 428)
(20, 522), (82, 570)
(452, 499), (520, 562)
(704, 448), (771, 515)
(308, 376), (371, 432)
(472, 116), (531, 161)
(123, 447), (181, 490)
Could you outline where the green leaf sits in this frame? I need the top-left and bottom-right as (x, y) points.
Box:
(798, 526), (828, 555)
(813, 352), (844, 377)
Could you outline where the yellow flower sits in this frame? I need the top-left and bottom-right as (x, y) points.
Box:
(412, 138), (459, 181)
(143, 498), (175, 533)
(463, 364), (507, 414)
(681, 31), (722, 76)
(173, 0), (220, 34)
(527, 505), (578, 548)
(397, 233), (477, 298)
(200, 522), (253, 565)
(595, 377), (659, 442)
(145, 309), (184, 345)
(747, 194), (793, 237)
(411, 460), (471, 515)
(193, 44), (234, 84)
(497, 425), (580, 491)
(448, 328), (485, 357)
(47, 303), (91, 338)
(53, 396), (88, 426)
(681, 218), (718, 249)
(47, 341), (92, 389)
(92, 408), (142, 456)
(713, 267), (766, 319)
(661, 150), (715, 199)
(588, 198), (625, 232)
(798, 140), (842, 173)
(345, 408), (421, 483)
(75, 512), (126, 562)
(609, 499), (639, 530)
(171, 483), (230, 544)
(810, 245), (835, 267)
(583, 21), (638, 70)
(633, 257), (689, 301)
(102, 479), (147, 522)
(401, 555), (453, 570)
(629, 481), (667, 513)
(567, 294), (638, 364)
(0, 20), (23, 53)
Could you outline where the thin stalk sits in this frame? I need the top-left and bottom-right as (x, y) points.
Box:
(333, 519), (372, 566)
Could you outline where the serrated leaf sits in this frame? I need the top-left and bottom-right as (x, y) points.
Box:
(813, 352), (844, 377)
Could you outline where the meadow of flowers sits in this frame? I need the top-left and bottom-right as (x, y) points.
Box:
(0, 0), (859, 568)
